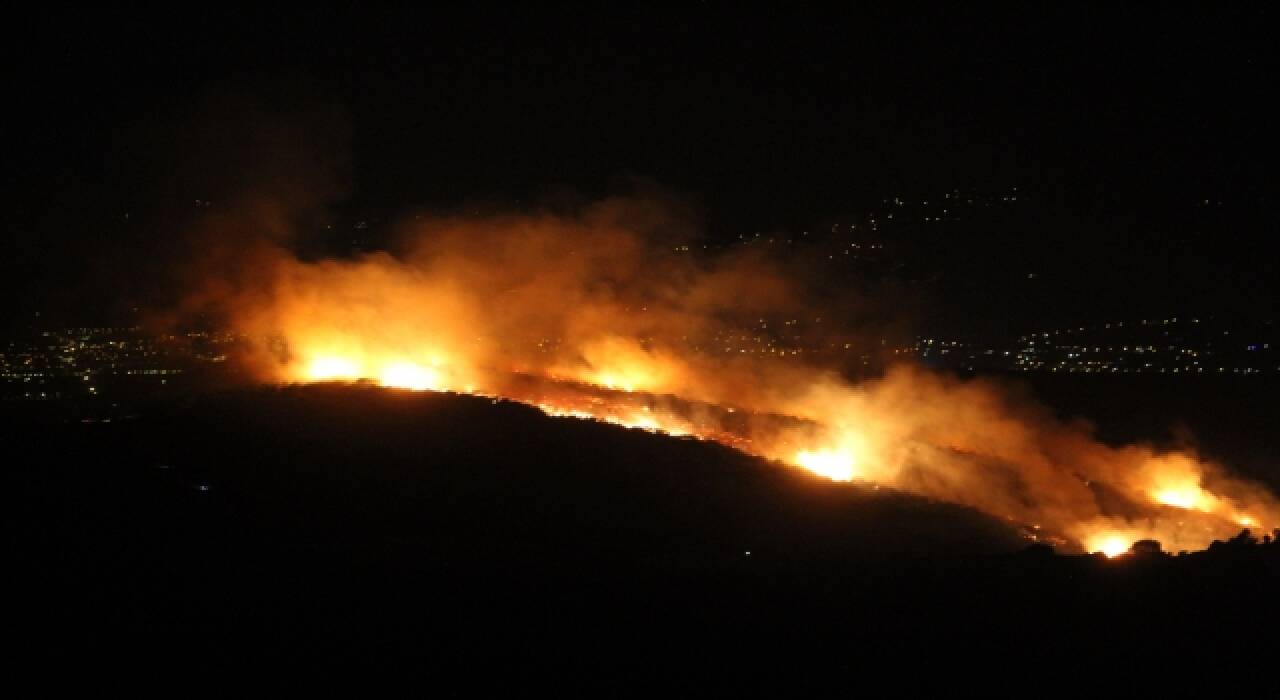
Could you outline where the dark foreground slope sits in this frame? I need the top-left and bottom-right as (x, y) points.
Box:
(6, 386), (1279, 685)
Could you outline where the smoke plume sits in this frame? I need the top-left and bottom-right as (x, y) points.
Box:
(180, 190), (1279, 555)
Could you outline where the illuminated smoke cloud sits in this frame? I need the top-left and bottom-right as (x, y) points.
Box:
(190, 194), (1280, 555)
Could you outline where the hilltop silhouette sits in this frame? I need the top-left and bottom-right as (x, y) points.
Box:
(6, 385), (1279, 684)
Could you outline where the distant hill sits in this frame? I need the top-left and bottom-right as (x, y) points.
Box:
(7, 384), (1279, 684)
(120, 384), (1029, 566)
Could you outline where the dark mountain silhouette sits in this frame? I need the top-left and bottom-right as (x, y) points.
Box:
(6, 385), (1278, 685)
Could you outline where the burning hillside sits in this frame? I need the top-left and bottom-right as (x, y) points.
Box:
(184, 195), (1279, 555)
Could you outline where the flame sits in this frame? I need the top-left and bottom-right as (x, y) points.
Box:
(1153, 487), (1211, 511)
(1090, 534), (1132, 558)
(794, 449), (858, 482)
(553, 336), (688, 395)
(378, 362), (446, 391)
(202, 199), (1280, 554)
(305, 356), (360, 381)
(300, 355), (448, 392)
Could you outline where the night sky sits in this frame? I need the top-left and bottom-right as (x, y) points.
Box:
(5, 5), (1276, 329)
(7, 8), (1280, 678)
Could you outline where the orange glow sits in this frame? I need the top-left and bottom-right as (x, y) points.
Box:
(1092, 535), (1131, 558)
(298, 355), (448, 392)
(305, 356), (361, 381)
(378, 362), (446, 391)
(1154, 488), (1208, 511)
(794, 448), (858, 482)
(203, 199), (1280, 554)
(567, 337), (684, 395)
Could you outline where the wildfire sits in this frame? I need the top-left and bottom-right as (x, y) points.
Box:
(305, 356), (360, 382)
(1153, 487), (1212, 512)
(794, 449), (858, 482)
(1091, 534), (1132, 558)
(378, 362), (446, 391)
(206, 198), (1280, 554)
(302, 355), (448, 391)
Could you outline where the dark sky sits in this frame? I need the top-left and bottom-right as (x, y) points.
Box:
(5, 4), (1276, 328)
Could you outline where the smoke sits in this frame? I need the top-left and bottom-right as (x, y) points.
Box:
(173, 184), (1280, 555)
(145, 89), (1275, 555)
(203, 190), (891, 395)
(101, 78), (352, 329)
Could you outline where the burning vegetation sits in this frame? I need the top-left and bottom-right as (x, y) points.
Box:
(188, 195), (1279, 555)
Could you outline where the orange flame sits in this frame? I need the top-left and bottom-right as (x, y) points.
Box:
(794, 449), (859, 482)
(1090, 534), (1132, 558)
(205, 200), (1280, 554)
